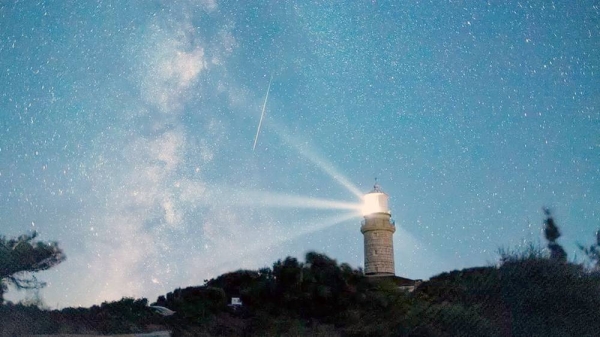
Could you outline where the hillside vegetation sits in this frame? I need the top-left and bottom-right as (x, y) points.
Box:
(2, 212), (600, 336)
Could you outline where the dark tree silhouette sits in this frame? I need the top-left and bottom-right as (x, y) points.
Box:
(578, 229), (600, 270)
(0, 231), (66, 303)
(543, 208), (567, 262)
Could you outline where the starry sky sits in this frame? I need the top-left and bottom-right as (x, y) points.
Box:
(1, 1), (599, 308)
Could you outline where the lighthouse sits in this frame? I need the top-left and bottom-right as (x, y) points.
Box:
(360, 183), (396, 276)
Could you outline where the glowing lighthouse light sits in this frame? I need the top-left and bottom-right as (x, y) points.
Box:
(361, 184), (391, 216)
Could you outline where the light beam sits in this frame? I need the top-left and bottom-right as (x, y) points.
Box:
(266, 119), (363, 198)
(196, 186), (362, 213)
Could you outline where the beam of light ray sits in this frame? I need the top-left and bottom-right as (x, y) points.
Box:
(254, 212), (359, 250)
(266, 119), (363, 198)
(200, 212), (360, 271)
(182, 212), (361, 286)
(393, 225), (453, 278)
(233, 191), (361, 211)
(252, 73), (273, 151)
(199, 186), (362, 212)
(280, 211), (359, 242)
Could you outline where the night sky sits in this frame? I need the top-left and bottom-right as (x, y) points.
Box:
(1, 1), (599, 308)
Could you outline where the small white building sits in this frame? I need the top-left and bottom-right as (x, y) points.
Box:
(228, 297), (242, 308)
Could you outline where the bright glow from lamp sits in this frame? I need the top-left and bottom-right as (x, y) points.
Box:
(361, 191), (390, 216)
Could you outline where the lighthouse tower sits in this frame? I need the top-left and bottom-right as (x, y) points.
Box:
(360, 183), (396, 276)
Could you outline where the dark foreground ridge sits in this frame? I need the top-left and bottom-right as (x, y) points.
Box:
(2, 248), (600, 337)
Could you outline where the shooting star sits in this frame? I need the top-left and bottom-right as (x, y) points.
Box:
(252, 74), (273, 151)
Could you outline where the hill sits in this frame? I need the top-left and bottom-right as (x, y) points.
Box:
(2, 248), (600, 336)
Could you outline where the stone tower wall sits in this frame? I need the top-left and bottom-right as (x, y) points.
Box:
(361, 216), (395, 275)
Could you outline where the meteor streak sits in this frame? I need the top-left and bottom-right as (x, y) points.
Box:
(252, 74), (273, 151)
